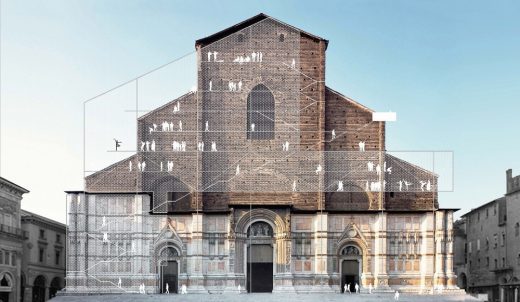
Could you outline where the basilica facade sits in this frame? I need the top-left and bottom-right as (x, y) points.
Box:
(66, 13), (458, 294)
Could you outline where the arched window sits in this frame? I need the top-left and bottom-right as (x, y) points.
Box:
(247, 84), (275, 140)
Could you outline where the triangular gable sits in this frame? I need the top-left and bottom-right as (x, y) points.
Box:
(338, 222), (368, 247)
(195, 13), (328, 49)
(154, 217), (184, 248)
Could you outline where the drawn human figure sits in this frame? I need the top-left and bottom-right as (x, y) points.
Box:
(179, 120), (183, 132)
(426, 180), (431, 191)
(142, 283), (146, 295)
(205, 121), (209, 131)
(137, 162), (142, 172)
(103, 232), (108, 243)
(167, 161), (173, 172)
(118, 278), (121, 288)
(173, 105), (178, 112)
(141, 161), (146, 171)
(228, 81), (233, 91)
(160, 162), (163, 172)
(394, 290), (399, 300)
(211, 142), (217, 151)
(181, 284), (187, 294)
(145, 141), (150, 151)
(209, 80), (212, 91)
(368, 284), (373, 294)
(331, 129), (336, 140)
(207, 51), (212, 62)
(404, 180), (412, 190)
(292, 180), (297, 192)
(251, 123), (255, 132)
(129, 161), (132, 172)
(315, 164), (322, 174)
(399, 180), (403, 192)
(213, 51), (218, 61)
(359, 141), (365, 151)
(153, 123), (157, 131)
(236, 164), (240, 175)
(244, 56), (250, 62)
(337, 181), (344, 191)
(165, 283), (169, 294)
(140, 141), (145, 151)
(151, 140), (156, 152)
(252, 52), (256, 62)
(344, 284), (348, 294)
(387, 166), (392, 174)
(367, 161), (374, 172)
(376, 164), (381, 175)
(282, 141), (289, 151)
(149, 127), (153, 134)
(238, 80), (242, 91)
(291, 58), (296, 69)
(348, 283), (352, 294)
(259, 52), (263, 62)
(420, 181), (427, 192)
(169, 122), (174, 132)
(237, 284), (241, 293)
(102, 216), (106, 227)
(355, 283), (359, 293)
(177, 101), (180, 111)
(181, 141), (186, 152)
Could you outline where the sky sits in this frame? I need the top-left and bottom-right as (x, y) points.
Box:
(0, 0), (519, 223)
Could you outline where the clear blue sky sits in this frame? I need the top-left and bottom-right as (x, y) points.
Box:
(1, 0), (519, 223)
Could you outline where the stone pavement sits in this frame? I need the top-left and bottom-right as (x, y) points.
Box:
(51, 293), (480, 302)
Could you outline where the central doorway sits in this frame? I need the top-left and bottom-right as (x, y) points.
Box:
(246, 221), (274, 293)
(158, 246), (180, 294)
(160, 261), (178, 294)
(340, 246), (361, 293)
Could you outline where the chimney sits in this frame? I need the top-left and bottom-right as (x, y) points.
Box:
(506, 169), (513, 193)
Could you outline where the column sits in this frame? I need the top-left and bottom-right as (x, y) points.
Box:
(188, 213), (207, 293)
(374, 212), (391, 291)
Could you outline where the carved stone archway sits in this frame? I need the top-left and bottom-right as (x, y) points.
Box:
(234, 208), (292, 292)
(336, 223), (371, 289)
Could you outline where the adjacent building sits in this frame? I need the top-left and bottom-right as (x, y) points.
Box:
(0, 177), (28, 302)
(21, 210), (66, 302)
(0, 177), (66, 302)
(454, 169), (520, 302)
(66, 13), (459, 294)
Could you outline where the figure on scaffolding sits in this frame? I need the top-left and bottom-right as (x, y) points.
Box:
(211, 142), (217, 151)
(337, 181), (344, 191)
(359, 141), (366, 151)
(331, 129), (336, 140)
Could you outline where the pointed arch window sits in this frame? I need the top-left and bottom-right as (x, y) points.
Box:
(247, 84), (275, 140)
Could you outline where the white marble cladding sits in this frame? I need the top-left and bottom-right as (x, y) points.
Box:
(65, 193), (457, 294)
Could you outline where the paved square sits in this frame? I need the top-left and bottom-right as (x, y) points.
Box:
(52, 293), (479, 302)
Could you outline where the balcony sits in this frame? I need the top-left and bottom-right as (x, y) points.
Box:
(0, 223), (23, 237)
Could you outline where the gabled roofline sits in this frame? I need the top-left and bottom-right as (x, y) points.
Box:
(325, 86), (375, 113)
(138, 91), (195, 121)
(85, 154), (136, 180)
(195, 13), (328, 49)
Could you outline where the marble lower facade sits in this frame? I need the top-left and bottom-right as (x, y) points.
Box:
(65, 193), (459, 294)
